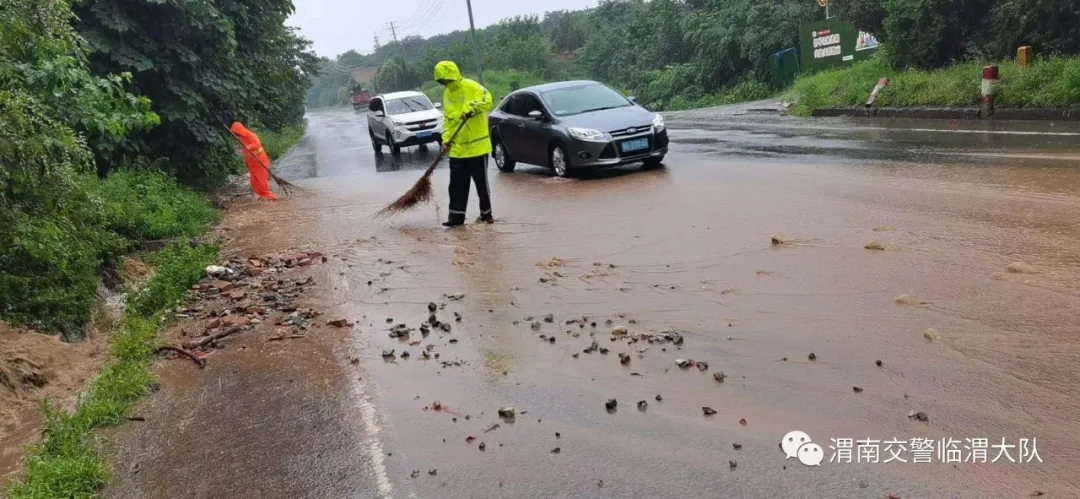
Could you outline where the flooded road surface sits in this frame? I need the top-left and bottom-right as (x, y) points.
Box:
(108, 108), (1080, 498)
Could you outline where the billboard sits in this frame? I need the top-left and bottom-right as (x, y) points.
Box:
(799, 19), (879, 72)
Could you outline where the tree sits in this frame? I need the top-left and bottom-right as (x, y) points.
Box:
(74, 0), (318, 186)
(1, 0), (150, 334)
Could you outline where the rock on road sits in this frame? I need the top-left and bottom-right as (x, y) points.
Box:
(104, 107), (1080, 498)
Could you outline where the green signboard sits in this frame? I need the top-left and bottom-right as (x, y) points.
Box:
(799, 19), (880, 72)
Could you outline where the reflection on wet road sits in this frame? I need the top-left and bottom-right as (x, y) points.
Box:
(194, 108), (1080, 497)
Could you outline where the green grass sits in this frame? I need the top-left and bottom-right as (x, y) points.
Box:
(784, 55), (1080, 116)
(3, 242), (218, 499)
(80, 171), (219, 243)
(256, 123), (306, 160)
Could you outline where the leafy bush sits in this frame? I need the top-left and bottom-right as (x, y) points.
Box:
(81, 170), (219, 244)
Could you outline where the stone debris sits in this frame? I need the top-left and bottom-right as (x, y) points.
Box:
(381, 348), (395, 359)
(637, 400), (648, 411)
(479, 442), (486, 451)
(655, 394), (663, 402)
(648, 330), (685, 346)
(733, 443), (742, 450)
(428, 302), (438, 312)
(543, 314), (554, 323)
(389, 324), (412, 338)
(713, 371), (726, 383)
(675, 359), (694, 369)
(619, 353), (631, 365)
(447, 292), (466, 300)
(702, 407), (717, 416)
(908, 411), (929, 422)
(808, 353), (817, 361)
(410, 470), (420, 479)
(1006, 262), (1039, 274)
(739, 418), (747, 426)
(729, 460), (737, 470)
(429, 469), (437, 476)
(924, 328), (938, 340)
(498, 407), (516, 419)
(853, 386), (864, 393)
(696, 361), (709, 372)
(551, 447), (561, 454)
(531, 321), (541, 331)
(864, 240), (885, 250)
(605, 398), (618, 411)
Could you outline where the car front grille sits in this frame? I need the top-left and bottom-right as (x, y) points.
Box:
(609, 124), (653, 138)
(406, 120), (439, 131)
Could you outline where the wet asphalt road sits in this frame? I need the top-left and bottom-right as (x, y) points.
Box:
(106, 106), (1080, 498)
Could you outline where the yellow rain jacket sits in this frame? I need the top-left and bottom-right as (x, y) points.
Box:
(434, 61), (494, 159)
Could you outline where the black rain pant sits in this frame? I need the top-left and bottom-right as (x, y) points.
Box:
(447, 155), (492, 222)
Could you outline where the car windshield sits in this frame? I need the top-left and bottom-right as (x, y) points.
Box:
(385, 96), (433, 115)
(540, 84), (632, 117)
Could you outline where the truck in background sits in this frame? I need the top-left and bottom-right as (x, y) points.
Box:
(351, 86), (372, 110)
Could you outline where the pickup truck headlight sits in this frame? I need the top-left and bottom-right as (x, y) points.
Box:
(568, 127), (606, 141)
(652, 114), (665, 132)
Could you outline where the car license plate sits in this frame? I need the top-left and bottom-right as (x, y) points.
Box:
(620, 138), (649, 153)
(417, 131), (432, 138)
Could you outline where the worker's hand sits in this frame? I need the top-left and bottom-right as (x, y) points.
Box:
(440, 143), (450, 155)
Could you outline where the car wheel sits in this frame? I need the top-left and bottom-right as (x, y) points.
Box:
(370, 128), (382, 153)
(642, 156), (665, 169)
(493, 139), (516, 172)
(387, 132), (401, 155)
(550, 144), (572, 178)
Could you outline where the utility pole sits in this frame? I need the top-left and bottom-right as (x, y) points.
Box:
(387, 22), (407, 63)
(465, 0), (485, 86)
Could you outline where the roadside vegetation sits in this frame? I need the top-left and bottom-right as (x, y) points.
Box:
(5, 243), (219, 498)
(2, 0), (313, 494)
(786, 55), (1080, 116)
(310, 0), (1080, 114)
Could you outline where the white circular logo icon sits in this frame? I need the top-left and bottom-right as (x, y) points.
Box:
(781, 430), (812, 459)
(798, 442), (824, 466)
(626, 128), (637, 134)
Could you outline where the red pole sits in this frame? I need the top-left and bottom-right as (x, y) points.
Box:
(981, 65), (999, 111)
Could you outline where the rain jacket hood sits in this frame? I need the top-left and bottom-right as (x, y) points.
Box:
(434, 60), (463, 84)
(435, 60), (494, 159)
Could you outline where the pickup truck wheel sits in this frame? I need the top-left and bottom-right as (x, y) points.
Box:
(387, 132), (402, 156)
(370, 128), (382, 153)
(493, 140), (516, 172)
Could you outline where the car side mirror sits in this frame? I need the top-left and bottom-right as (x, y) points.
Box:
(374, 110), (385, 117)
(528, 110), (544, 120)
(434, 103), (442, 109)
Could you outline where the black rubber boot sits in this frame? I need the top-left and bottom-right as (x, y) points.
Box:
(478, 213), (494, 224)
(442, 218), (465, 228)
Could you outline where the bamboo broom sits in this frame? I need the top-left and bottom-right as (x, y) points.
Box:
(376, 115), (471, 217)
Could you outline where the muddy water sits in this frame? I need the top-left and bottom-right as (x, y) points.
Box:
(111, 109), (1080, 498)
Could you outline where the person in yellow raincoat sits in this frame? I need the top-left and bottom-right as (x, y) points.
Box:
(434, 60), (495, 227)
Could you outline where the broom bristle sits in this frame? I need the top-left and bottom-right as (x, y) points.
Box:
(377, 172), (435, 217)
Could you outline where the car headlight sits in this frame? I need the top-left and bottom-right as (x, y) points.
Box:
(568, 127), (606, 141)
(652, 114), (665, 132)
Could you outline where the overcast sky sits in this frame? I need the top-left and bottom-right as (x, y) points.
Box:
(289, 0), (595, 58)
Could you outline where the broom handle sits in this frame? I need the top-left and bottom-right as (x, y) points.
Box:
(424, 113), (473, 175)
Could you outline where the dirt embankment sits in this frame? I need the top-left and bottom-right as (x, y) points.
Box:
(0, 322), (108, 478)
